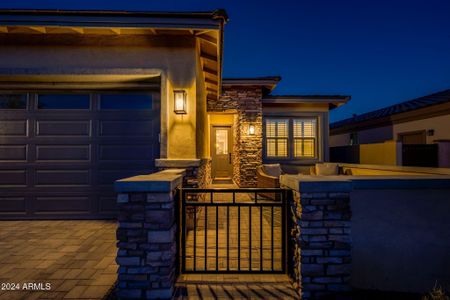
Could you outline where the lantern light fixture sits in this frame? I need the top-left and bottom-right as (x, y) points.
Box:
(174, 90), (187, 114)
(248, 124), (256, 135)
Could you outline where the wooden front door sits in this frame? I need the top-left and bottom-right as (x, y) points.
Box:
(211, 126), (232, 179)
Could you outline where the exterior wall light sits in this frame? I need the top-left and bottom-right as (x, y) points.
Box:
(248, 124), (256, 135)
(174, 90), (187, 114)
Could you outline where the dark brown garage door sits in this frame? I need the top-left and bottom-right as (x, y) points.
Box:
(0, 91), (160, 219)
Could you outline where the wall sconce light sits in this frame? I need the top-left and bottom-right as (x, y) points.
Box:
(248, 124), (256, 135)
(174, 90), (187, 114)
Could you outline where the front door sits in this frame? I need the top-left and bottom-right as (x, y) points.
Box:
(211, 126), (232, 179)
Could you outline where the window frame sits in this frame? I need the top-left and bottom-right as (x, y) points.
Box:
(0, 93), (28, 110)
(36, 93), (91, 110)
(293, 118), (318, 159)
(265, 118), (290, 158)
(264, 116), (319, 161)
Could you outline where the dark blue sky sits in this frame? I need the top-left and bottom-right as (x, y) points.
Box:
(2, 0), (450, 122)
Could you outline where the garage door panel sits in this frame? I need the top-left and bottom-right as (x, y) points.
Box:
(100, 120), (154, 136)
(98, 196), (117, 214)
(0, 145), (27, 161)
(34, 196), (91, 213)
(36, 145), (91, 161)
(36, 120), (91, 137)
(0, 197), (26, 214)
(0, 170), (27, 186)
(99, 145), (153, 161)
(98, 169), (153, 185)
(35, 170), (90, 186)
(0, 120), (28, 136)
(0, 89), (160, 219)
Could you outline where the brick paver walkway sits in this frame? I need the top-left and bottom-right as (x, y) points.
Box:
(0, 220), (117, 300)
(175, 274), (299, 299)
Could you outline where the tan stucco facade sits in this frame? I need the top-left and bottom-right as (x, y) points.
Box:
(0, 35), (209, 161)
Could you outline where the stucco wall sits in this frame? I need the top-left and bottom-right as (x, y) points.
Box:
(393, 114), (450, 144)
(351, 188), (450, 293)
(330, 125), (393, 147)
(360, 141), (401, 165)
(329, 133), (351, 147)
(0, 35), (200, 160)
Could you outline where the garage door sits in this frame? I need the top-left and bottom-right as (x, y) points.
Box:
(0, 91), (160, 219)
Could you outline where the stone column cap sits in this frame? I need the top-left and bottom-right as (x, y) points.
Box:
(115, 171), (182, 193)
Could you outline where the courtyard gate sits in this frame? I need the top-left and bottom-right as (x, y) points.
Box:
(179, 188), (287, 274)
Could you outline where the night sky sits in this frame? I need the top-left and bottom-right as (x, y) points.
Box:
(2, 0), (450, 122)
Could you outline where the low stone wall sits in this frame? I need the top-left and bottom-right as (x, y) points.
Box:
(114, 171), (183, 300)
(287, 179), (352, 299)
(282, 174), (450, 298)
(155, 158), (211, 188)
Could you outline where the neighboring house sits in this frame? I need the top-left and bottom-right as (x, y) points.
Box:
(0, 9), (349, 219)
(330, 89), (450, 167)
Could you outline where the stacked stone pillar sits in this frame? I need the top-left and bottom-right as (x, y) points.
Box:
(114, 172), (183, 299)
(286, 178), (352, 299)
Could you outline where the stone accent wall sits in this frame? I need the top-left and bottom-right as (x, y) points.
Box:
(197, 158), (212, 188)
(289, 187), (352, 299)
(115, 172), (182, 300)
(158, 158), (211, 188)
(208, 86), (263, 187)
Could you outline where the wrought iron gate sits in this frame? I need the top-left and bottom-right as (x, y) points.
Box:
(180, 188), (287, 274)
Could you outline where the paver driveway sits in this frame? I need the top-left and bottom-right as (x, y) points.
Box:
(0, 220), (117, 300)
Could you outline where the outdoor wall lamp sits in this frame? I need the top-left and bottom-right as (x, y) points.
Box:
(174, 90), (187, 114)
(248, 124), (256, 135)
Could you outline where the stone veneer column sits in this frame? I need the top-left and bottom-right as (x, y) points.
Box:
(208, 86), (263, 187)
(114, 171), (183, 299)
(284, 178), (352, 299)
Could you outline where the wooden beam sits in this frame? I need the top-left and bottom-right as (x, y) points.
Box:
(70, 27), (84, 34)
(8, 26), (46, 34)
(200, 52), (218, 63)
(206, 87), (217, 93)
(0, 27), (8, 33)
(203, 66), (218, 77)
(29, 27), (46, 34)
(205, 78), (218, 85)
(110, 28), (121, 35)
(197, 34), (217, 45)
(207, 93), (218, 101)
(195, 29), (213, 36)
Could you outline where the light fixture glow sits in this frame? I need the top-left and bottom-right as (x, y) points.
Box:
(248, 124), (255, 135)
(174, 90), (187, 114)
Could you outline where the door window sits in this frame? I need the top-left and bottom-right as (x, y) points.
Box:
(100, 94), (152, 110)
(0, 94), (27, 109)
(215, 129), (228, 155)
(37, 94), (90, 109)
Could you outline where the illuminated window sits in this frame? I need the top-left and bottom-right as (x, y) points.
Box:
(293, 118), (317, 158)
(215, 129), (228, 155)
(266, 119), (289, 157)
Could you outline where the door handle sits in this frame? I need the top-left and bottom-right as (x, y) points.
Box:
(229, 152), (232, 164)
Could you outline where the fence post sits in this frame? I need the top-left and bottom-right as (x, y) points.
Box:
(114, 171), (183, 299)
(284, 178), (353, 300)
